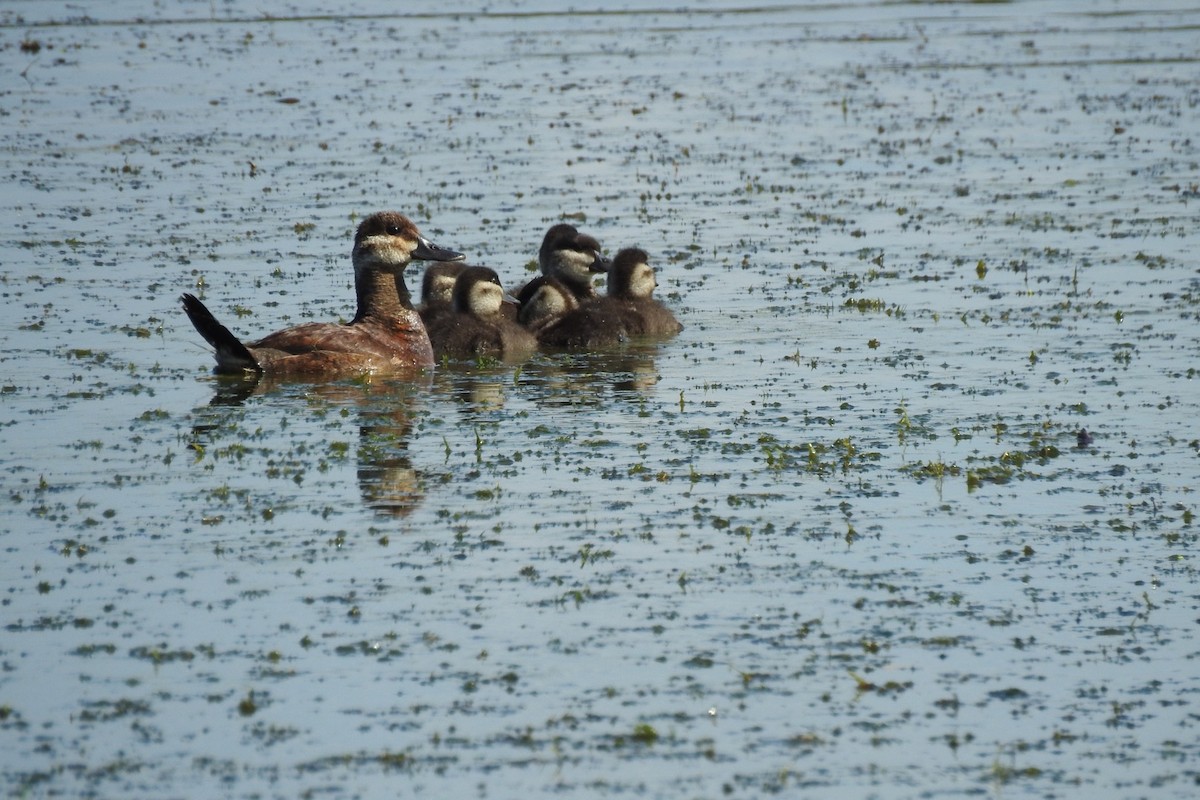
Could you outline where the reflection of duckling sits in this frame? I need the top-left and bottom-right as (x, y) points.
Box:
(517, 346), (662, 404)
(536, 248), (681, 348)
(418, 261), (468, 328)
(181, 211), (463, 377)
(426, 267), (537, 363)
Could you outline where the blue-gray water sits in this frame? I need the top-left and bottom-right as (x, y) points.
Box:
(2, 1), (1199, 797)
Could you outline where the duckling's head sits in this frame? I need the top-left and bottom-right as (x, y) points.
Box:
(518, 276), (579, 330)
(608, 247), (656, 300)
(420, 261), (468, 307)
(353, 211), (464, 276)
(538, 223), (609, 293)
(453, 266), (508, 318)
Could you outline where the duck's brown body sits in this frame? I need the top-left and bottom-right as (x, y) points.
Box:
(182, 211), (462, 377)
(621, 297), (683, 338)
(181, 301), (434, 377)
(537, 296), (634, 349)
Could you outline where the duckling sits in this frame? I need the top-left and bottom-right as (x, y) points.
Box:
(181, 211), (463, 377)
(606, 247), (683, 337)
(417, 261), (468, 328)
(536, 248), (680, 348)
(536, 297), (630, 349)
(518, 223), (610, 303)
(425, 266), (537, 363)
(516, 276), (580, 335)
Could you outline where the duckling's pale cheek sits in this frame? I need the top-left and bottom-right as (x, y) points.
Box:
(481, 288), (505, 316)
(563, 250), (597, 278)
(627, 270), (656, 298)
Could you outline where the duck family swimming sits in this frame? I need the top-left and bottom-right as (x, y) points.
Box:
(181, 211), (463, 377)
(509, 223), (610, 321)
(184, 216), (682, 377)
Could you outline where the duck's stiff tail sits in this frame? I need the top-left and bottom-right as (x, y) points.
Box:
(180, 293), (261, 374)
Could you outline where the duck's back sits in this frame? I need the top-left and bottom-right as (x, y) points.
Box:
(624, 299), (683, 337)
(538, 297), (635, 349)
(247, 313), (434, 374)
(428, 313), (537, 363)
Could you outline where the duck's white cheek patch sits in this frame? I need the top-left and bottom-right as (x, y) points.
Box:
(565, 251), (595, 274)
(365, 236), (416, 263)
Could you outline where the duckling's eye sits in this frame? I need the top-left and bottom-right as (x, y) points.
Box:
(385, 224), (401, 236)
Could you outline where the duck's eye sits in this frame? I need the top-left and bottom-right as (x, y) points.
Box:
(385, 224), (402, 236)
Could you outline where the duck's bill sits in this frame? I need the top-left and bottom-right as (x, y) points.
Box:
(589, 252), (611, 272)
(414, 237), (466, 262)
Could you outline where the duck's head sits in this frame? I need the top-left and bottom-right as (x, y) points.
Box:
(538, 223), (609, 291)
(453, 266), (510, 318)
(420, 261), (468, 306)
(352, 211), (464, 275)
(517, 276), (579, 330)
(608, 247), (656, 299)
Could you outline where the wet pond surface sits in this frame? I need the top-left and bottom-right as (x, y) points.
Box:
(2, 0), (1200, 797)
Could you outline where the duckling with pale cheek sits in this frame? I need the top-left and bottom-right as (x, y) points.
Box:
(606, 247), (683, 337)
(417, 261), (468, 328)
(516, 276), (580, 335)
(181, 211), (464, 377)
(536, 247), (680, 348)
(425, 266), (538, 363)
(517, 222), (610, 303)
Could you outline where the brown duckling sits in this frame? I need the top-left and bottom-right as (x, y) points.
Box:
(516, 275), (580, 335)
(536, 247), (680, 348)
(516, 223), (610, 303)
(425, 266), (538, 363)
(606, 247), (683, 337)
(417, 261), (468, 328)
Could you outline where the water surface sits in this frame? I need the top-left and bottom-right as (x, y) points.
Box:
(2, 1), (1199, 797)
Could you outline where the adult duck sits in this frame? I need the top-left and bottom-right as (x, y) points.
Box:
(181, 211), (463, 377)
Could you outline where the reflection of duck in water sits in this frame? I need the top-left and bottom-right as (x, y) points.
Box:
(535, 247), (682, 349)
(355, 389), (422, 517)
(426, 267), (537, 364)
(432, 365), (512, 412)
(190, 378), (426, 517)
(517, 345), (663, 405)
(181, 211), (464, 377)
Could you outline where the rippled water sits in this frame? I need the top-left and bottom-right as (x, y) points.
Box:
(3, 1), (1199, 797)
